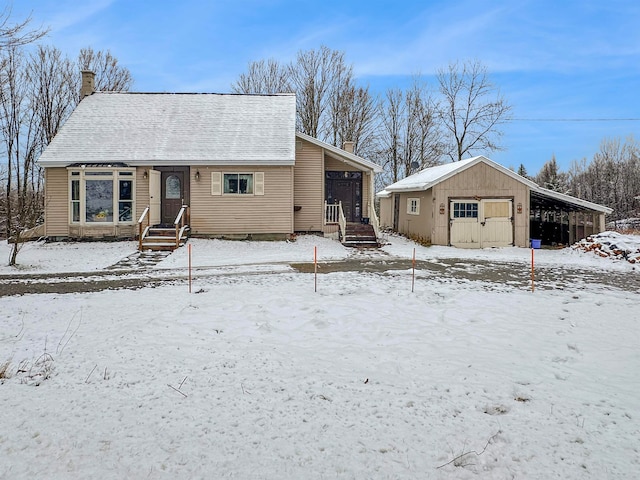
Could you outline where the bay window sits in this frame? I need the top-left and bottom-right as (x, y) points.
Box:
(68, 167), (136, 224)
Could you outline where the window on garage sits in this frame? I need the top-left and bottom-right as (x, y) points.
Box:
(453, 202), (478, 218)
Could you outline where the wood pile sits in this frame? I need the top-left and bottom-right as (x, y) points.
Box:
(572, 231), (640, 263)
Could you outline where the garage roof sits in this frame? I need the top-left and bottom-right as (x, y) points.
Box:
(377, 155), (613, 214)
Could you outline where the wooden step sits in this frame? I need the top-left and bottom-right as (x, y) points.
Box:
(343, 223), (378, 248)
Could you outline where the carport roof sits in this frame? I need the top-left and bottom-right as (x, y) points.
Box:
(532, 188), (613, 214)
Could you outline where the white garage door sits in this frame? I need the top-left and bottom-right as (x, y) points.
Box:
(450, 199), (513, 248)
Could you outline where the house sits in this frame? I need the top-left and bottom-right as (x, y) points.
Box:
(377, 156), (612, 248)
(37, 71), (382, 249)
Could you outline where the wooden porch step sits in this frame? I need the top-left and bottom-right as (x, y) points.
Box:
(343, 223), (379, 248)
(140, 226), (189, 252)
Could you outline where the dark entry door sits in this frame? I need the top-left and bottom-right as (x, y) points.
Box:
(159, 167), (189, 225)
(326, 171), (362, 222)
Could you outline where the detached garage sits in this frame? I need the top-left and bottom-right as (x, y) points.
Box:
(377, 156), (612, 248)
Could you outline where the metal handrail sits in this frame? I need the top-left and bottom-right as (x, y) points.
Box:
(138, 206), (150, 251)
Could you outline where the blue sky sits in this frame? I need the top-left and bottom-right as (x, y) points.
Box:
(9, 0), (640, 175)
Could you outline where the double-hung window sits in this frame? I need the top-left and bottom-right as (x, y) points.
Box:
(68, 167), (136, 224)
(407, 198), (420, 215)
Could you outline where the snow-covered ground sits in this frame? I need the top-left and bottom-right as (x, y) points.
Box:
(1, 234), (638, 479)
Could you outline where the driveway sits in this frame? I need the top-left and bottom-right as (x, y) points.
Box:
(2, 256), (638, 297)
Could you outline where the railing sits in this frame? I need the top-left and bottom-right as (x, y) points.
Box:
(324, 201), (346, 241)
(174, 205), (190, 249)
(138, 206), (150, 251)
(368, 202), (380, 240)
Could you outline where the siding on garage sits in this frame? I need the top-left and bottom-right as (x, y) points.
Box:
(394, 190), (433, 243)
(189, 165), (294, 237)
(432, 162), (530, 247)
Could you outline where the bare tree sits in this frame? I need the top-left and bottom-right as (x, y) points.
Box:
(437, 60), (512, 162)
(404, 77), (444, 172)
(1, 43), (133, 265)
(28, 45), (76, 145)
(289, 45), (348, 138)
(0, 6), (48, 50)
(327, 74), (378, 156)
(232, 58), (291, 94)
(378, 88), (406, 183)
(0, 46), (43, 264)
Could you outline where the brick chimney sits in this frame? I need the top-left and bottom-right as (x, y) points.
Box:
(342, 141), (354, 154)
(80, 70), (95, 99)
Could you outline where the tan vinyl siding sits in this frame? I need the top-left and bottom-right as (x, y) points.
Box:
(294, 139), (324, 232)
(135, 167), (150, 220)
(44, 168), (69, 237)
(189, 165), (293, 235)
(432, 162), (529, 247)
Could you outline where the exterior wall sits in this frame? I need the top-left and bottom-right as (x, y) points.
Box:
(135, 167), (150, 221)
(189, 165), (294, 236)
(395, 191), (433, 242)
(378, 196), (393, 229)
(294, 139), (324, 232)
(432, 163), (530, 247)
(44, 168), (69, 238)
(45, 167), (143, 240)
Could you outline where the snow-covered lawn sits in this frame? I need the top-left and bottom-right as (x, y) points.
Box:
(1, 235), (638, 479)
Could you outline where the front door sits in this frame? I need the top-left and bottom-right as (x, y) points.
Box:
(325, 171), (362, 222)
(158, 167), (190, 225)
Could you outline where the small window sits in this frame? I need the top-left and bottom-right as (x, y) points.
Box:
(453, 202), (478, 218)
(71, 179), (80, 223)
(407, 198), (420, 215)
(165, 175), (181, 199)
(224, 173), (253, 194)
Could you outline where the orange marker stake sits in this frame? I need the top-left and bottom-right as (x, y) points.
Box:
(412, 247), (416, 293)
(188, 243), (192, 293)
(531, 247), (535, 293)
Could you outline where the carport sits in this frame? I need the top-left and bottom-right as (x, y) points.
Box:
(530, 188), (613, 247)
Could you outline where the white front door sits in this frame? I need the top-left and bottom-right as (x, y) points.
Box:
(450, 199), (513, 248)
(149, 170), (161, 225)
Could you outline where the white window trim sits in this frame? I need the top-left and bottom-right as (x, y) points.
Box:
(407, 198), (420, 215)
(67, 167), (136, 225)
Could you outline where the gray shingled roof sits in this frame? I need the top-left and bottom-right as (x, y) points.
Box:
(38, 92), (296, 167)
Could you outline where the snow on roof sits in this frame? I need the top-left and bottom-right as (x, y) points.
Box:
(296, 132), (383, 173)
(38, 92), (296, 167)
(376, 155), (612, 214)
